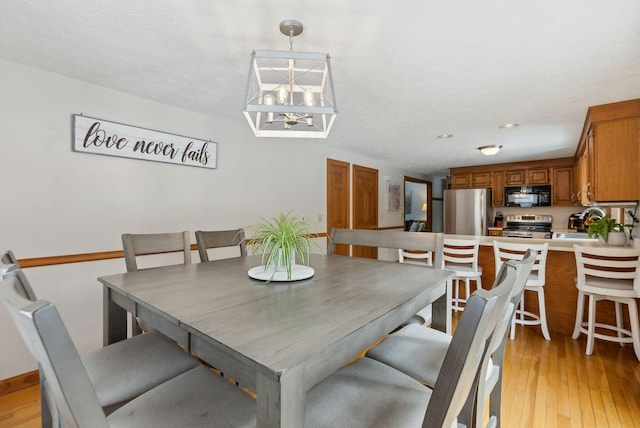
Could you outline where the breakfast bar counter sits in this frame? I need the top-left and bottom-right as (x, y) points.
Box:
(445, 234), (637, 336)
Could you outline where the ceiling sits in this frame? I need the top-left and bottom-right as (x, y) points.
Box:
(2, 1), (639, 177)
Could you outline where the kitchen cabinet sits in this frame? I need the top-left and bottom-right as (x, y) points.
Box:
(528, 168), (550, 184)
(471, 172), (492, 188)
(505, 170), (525, 186)
(492, 171), (504, 206)
(551, 167), (574, 205)
(575, 99), (640, 203)
(451, 173), (471, 189)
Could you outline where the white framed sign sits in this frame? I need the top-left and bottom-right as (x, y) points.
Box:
(72, 115), (217, 169)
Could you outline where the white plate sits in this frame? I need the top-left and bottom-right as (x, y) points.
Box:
(248, 265), (315, 282)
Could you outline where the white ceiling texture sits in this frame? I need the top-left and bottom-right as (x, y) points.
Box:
(2, 0), (639, 176)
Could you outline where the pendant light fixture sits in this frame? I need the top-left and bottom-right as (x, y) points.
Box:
(243, 19), (338, 138)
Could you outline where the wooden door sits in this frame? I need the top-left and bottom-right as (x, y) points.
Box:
(352, 164), (378, 259)
(326, 159), (350, 256)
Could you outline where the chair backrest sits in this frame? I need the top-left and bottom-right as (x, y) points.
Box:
(398, 249), (433, 267)
(121, 231), (191, 272)
(493, 240), (549, 286)
(423, 259), (516, 427)
(328, 228), (444, 267)
(1, 250), (19, 275)
(0, 251), (37, 300)
(195, 229), (247, 262)
(574, 245), (640, 295)
(442, 238), (481, 273)
(0, 271), (108, 428)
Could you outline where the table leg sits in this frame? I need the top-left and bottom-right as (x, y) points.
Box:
(431, 279), (452, 334)
(103, 285), (127, 346)
(256, 369), (304, 428)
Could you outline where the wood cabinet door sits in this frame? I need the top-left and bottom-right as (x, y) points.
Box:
(492, 171), (504, 206)
(471, 172), (492, 188)
(593, 118), (640, 201)
(451, 174), (471, 189)
(552, 167), (574, 205)
(528, 168), (549, 184)
(505, 170), (525, 185)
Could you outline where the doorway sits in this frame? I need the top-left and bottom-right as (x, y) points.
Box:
(404, 177), (432, 231)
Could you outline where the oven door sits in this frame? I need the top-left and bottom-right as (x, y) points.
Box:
(502, 229), (533, 238)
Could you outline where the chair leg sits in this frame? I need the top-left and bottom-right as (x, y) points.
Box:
(586, 294), (597, 355)
(537, 287), (551, 341)
(572, 291), (585, 339)
(627, 300), (640, 361)
(615, 302), (624, 343)
(509, 302), (519, 340)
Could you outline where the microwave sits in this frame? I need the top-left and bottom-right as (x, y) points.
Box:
(504, 185), (551, 207)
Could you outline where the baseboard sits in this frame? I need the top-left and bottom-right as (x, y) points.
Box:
(0, 370), (39, 395)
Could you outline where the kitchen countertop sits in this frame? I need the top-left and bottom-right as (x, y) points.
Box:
(445, 233), (624, 252)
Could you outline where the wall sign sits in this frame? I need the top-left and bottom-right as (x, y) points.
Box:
(72, 115), (216, 169)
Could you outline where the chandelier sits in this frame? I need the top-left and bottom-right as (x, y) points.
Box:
(243, 20), (338, 138)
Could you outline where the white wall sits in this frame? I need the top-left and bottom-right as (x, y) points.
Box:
(0, 59), (428, 379)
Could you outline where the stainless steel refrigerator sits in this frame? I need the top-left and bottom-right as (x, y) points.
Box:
(443, 188), (491, 235)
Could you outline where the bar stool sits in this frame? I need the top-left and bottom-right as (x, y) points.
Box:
(443, 238), (482, 312)
(572, 245), (640, 360)
(493, 241), (551, 340)
(398, 249), (433, 325)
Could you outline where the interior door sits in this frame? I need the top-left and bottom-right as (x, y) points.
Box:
(326, 159), (350, 256)
(352, 164), (378, 259)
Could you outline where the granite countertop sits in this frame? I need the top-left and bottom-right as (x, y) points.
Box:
(444, 233), (619, 252)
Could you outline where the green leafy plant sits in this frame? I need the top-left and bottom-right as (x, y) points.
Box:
(247, 212), (316, 279)
(586, 214), (627, 243)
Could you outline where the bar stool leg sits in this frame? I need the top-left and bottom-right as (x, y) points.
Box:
(572, 290), (585, 339)
(537, 287), (551, 341)
(615, 302), (624, 343)
(586, 294), (597, 355)
(628, 300), (640, 361)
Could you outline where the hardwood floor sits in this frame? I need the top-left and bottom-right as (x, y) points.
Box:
(1, 325), (639, 427)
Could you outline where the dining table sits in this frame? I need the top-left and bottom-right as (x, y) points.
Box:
(100, 253), (453, 428)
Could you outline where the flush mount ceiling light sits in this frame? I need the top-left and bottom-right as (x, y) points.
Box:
(478, 145), (502, 156)
(242, 19), (338, 138)
(499, 123), (519, 129)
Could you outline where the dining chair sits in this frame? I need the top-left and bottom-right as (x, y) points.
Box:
(0, 268), (256, 428)
(443, 237), (483, 312)
(398, 249), (433, 325)
(0, 254), (200, 421)
(121, 231), (191, 334)
(304, 259), (517, 428)
(121, 231), (191, 272)
(493, 240), (550, 340)
(572, 245), (640, 361)
(195, 228), (247, 262)
(366, 250), (535, 428)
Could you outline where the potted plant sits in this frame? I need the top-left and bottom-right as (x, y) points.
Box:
(585, 213), (628, 246)
(247, 212), (315, 280)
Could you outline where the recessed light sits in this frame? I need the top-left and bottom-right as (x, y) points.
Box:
(437, 134), (453, 139)
(499, 123), (519, 130)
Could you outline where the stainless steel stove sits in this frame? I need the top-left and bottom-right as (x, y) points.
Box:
(502, 214), (552, 239)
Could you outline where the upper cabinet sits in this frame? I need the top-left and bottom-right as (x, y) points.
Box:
(449, 158), (573, 206)
(575, 99), (640, 204)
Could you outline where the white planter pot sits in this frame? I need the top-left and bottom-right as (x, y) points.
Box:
(602, 231), (627, 247)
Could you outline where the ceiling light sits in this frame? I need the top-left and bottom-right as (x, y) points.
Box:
(243, 19), (338, 138)
(478, 145), (502, 156)
(437, 134), (453, 139)
(499, 123), (519, 129)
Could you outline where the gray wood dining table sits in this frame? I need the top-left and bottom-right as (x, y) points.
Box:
(100, 254), (453, 428)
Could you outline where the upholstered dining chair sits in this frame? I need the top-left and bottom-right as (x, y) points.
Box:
(304, 259), (517, 428)
(493, 240), (550, 340)
(121, 231), (191, 334)
(366, 250), (536, 428)
(572, 245), (640, 361)
(0, 269), (256, 428)
(442, 238), (483, 312)
(195, 228), (247, 262)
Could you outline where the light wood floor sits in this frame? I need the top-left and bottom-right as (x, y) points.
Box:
(1, 324), (639, 428)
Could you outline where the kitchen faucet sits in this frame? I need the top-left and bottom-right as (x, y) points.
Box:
(580, 206), (606, 220)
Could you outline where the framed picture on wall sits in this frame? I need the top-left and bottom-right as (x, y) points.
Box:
(387, 182), (401, 211)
